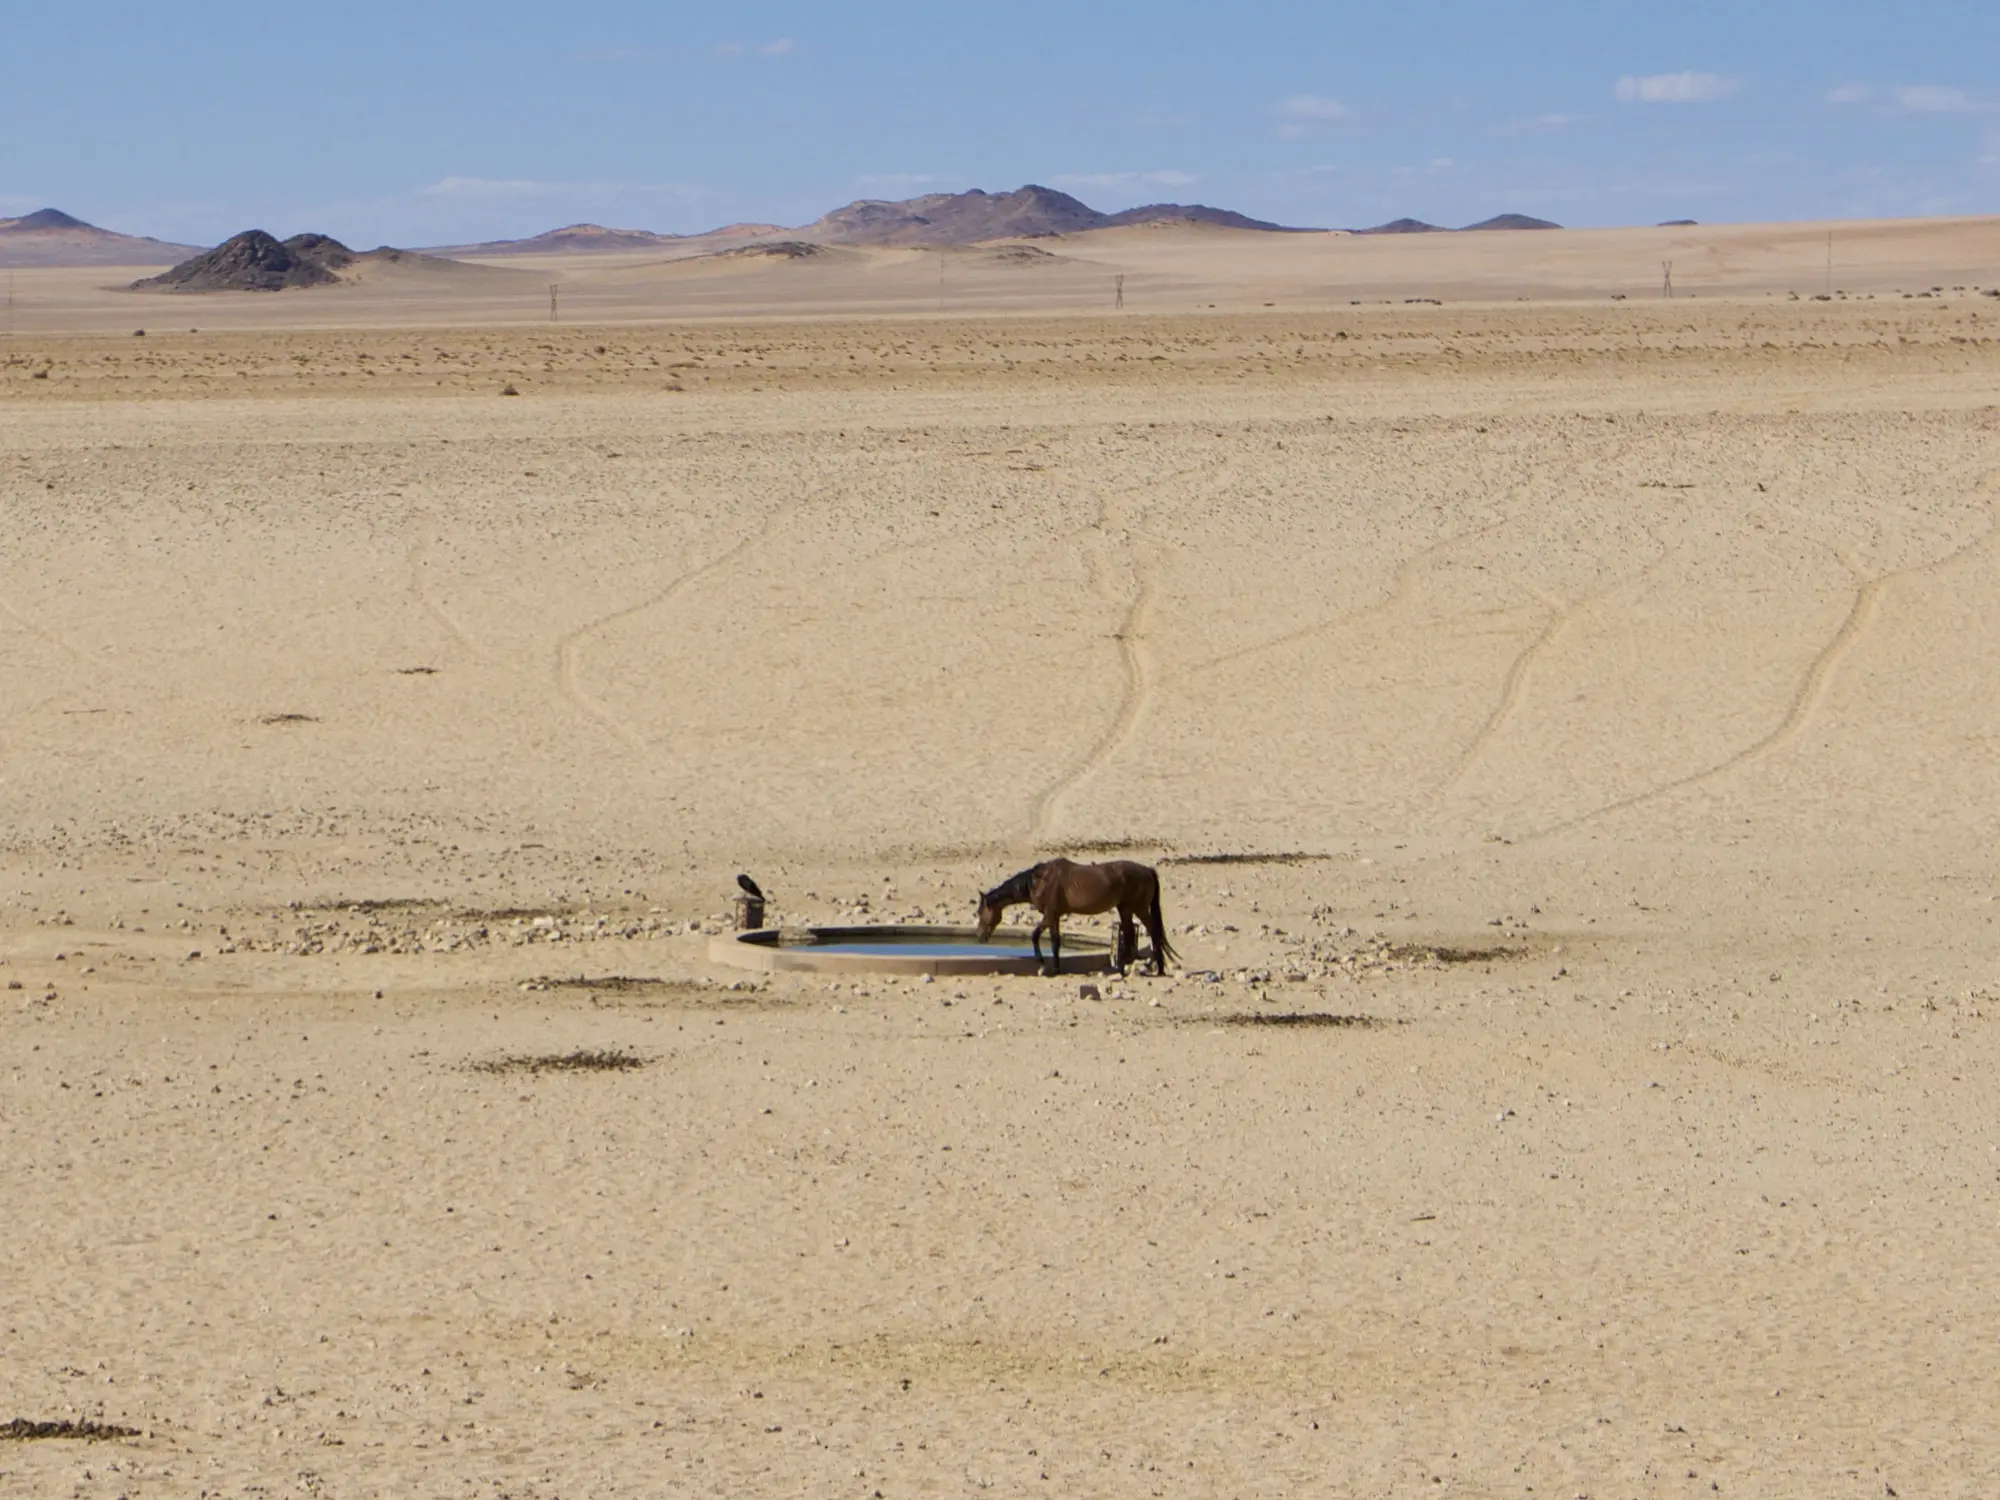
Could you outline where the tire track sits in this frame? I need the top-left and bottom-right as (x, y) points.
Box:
(405, 530), (484, 662)
(0, 589), (83, 663)
(1177, 515), (1512, 682)
(1026, 529), (1158, 845)
(1439, 591), (1567, 792)
(1534, 508), (1999, 839)
(554, 484), (805, 751)
(1019, 460), (1241, 846)
(1442, 522), (1675, 793)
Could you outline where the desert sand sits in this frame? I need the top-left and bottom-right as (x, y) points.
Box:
(5, 220), (2000, 1497)
(7, 212), (2000, 333)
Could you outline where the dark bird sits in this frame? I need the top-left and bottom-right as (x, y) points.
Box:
(736, 873), (764, 900)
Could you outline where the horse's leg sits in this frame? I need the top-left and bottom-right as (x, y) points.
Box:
(1145, 890), (1169, 974)
(1116, 909), (1136, 973)
(1031, 914), (1046, 964)
(1046, 913), (1062, 976)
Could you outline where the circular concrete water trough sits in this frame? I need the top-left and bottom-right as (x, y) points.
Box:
(709, 924), (1114, 977)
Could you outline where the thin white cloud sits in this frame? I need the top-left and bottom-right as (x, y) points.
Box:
(1280, 93), (1350, 121)
(762, 37), (795, 55)
(1615, 72), (1738, 104)
(1053, 170), (1198, 190)
(1826, 82), (1874, 105)
(1897, 84), (1975, 113)
(423, 177), (554, 200)
(1491, 112), (1585, 137)
(417, 177), (702, 203)
(1277, 95), (1350, 140)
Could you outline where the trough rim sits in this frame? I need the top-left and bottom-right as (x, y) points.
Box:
(708, 923), (1115, 977)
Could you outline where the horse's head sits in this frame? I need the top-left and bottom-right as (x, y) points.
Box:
(973, 890), (1003, 943)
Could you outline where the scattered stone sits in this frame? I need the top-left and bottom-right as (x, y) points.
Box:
(0, 1417), (141, 1442)
(467, 1049), (645, 1075)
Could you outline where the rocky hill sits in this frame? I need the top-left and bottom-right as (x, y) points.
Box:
(0, 207), (206, 268)
(129, 231), (488, 293)
(796, 185), (1308, 246)
(1357, 213), (1563, 233)
(1100, 202), (1297, 232)
(131, 231), (354, 292)
(1461, 213), (1561, 231)
(798, 185), (1099, 245)
(409, 188), (1310, 257)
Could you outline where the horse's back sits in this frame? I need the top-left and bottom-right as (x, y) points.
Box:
(1095, 859), (1159, 900)
(1033, 857), (1156, 913)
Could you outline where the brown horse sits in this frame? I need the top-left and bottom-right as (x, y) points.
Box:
(974, 858), (1178, 976)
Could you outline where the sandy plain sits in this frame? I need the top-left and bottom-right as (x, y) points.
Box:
(5, 222), (2000, 1497)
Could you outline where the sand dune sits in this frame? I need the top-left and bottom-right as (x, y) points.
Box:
(5, 270), (2000, 1496)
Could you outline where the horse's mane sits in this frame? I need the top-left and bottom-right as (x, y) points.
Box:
(982, 862), (1045, 907)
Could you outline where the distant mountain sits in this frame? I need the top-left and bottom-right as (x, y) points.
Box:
(800, 185), (1103, 245)
(1353, 213), (1563, 234)
(1658, 219), (1699, 227)
(407, 188), (1315, 260)
(5, 208), (88, 230)
(1355, 217), (1447, 235)
(130, 230), (490, 293)
(0, 207), (206, 267)
(797, 184), (1313, 246)
(428, 221), (783, 258)
(1461, 213), (1561, 231)
(1100, 202), (1301, 231)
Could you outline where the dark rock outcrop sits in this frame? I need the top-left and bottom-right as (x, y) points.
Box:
(131, 230), (355, 292)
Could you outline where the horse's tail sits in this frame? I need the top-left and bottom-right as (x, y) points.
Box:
(1148, 879), (1179, 968)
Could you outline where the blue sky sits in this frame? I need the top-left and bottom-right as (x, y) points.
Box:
(3, 0), (1996, 245)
